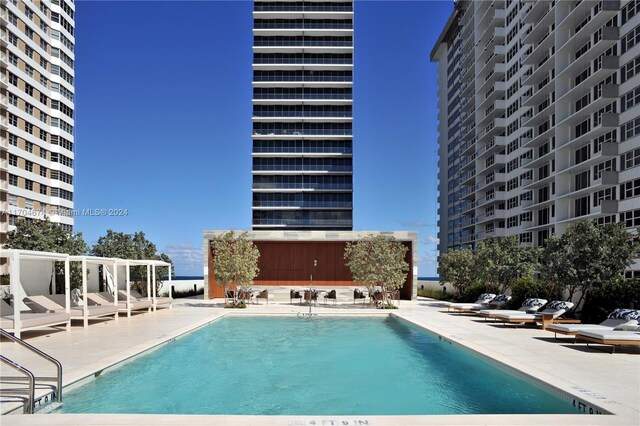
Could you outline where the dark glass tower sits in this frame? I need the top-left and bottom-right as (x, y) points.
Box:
(251, 0), (354, 230)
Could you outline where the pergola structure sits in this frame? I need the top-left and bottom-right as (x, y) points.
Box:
(0, 249), (173, 337)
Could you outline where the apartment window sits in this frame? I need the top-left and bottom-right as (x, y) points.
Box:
(621, 117), (640, 141)
(40, 166), (47, 178)
(25, 122), (33, 134)
(9, 93), (18, 107)
(40, 129), (47, 142)
(25, 160), (33, 173)
(620, 209), (640, 228)
(9, 134), (18, 146)
(506, 101), (519, 118)
(622, 24), (640, 53)
(507, 197), (518, 209)
(539, 186), (550, 203)
(506, 140), (518, 155)
(9, 73), (18, 86)
(40, 185), (48, 195)
(575, 119), (591, 138)
(594, 188), (616, 207)
(40, 57), (49, 71)
(8, 113), (18, 127)
(8, 31), (18, 46)
(593, 159), (616, 179)
(594, 130), (616, 153)
(25, 84), (34, 97)
(8, 11), (17, 25)
(621, 55), (640, 83)
(9, 195), (17, 207)
(621, 147), (640, 170)
(597, 215), (617, 225)
(622, 0), (640, 25)
(575, 144), (590, 165)
(520, 191), (533, 202)
(507, 216), (519, 228)
(26, 142), (34, 153)
(622, 86), (640, 112)
(39, 147), (47, 159)
(25, 103), (33, 115)
(507, 158), (518, 172)
(507, 177), (518, 191)
(40, 111), (47, 124)
(25, 180), (34, 191)
(575, 93), (591, 112)
(8, 154), (18, 167)
(25, 46), (34, 59)
(9, 174), (18, 186)
(40, 93), (48, 106)
(520, 212), (532, 222)
(620, 178), (640, 200)
(25, 7), (34, 20)
(40, 75), (48, 87)
(9, 52), (18, 66)
(520, 232), (533, 243)
(575, 196), (590, 217)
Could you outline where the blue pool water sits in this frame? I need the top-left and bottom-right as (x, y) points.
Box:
(59, 316), (577, 415)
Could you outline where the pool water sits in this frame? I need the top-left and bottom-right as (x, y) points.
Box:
(59, 316), (577, 415)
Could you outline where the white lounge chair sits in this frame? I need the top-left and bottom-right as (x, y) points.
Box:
(86, 292), (152, 313)
(547, 308), (640, 339)
(0, 300), (70, 335)
(447, 293), (496, 312)
(575, 328), (640, 353)
(493, 301), (575, 329)
(24, 294), (118, 322)
(130, 289), (172, 310)
(450, 294), (511, 313)
(478, 298), (547, 319)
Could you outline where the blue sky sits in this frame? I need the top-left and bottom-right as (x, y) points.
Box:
(73, 0), (453, 276)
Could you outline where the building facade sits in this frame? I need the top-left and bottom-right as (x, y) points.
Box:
(251, 0), (354, 230)
(2, 0), (76, 247)
(432, 0), (640, 276)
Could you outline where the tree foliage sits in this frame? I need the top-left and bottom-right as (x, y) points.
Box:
(5, 218), (88, 291)
(438, 248), (476, 298)
(475, 236), (539, 293)
(543, 221), (640, 309)
(91, 230), (173, 295)
(344, 235), (409, 308)
(210, 231), (260, 307)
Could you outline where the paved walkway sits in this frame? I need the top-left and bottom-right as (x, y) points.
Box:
(1, 296), (638, 425)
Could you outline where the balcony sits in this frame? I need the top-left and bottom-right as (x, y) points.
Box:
(475, 209), (507, 225)
(476, 172), (506, 191)
(476, 190), (506, 209)
(476, 136), (506, 159)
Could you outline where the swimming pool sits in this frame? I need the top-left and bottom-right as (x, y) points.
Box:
(59, 316), (577, 415)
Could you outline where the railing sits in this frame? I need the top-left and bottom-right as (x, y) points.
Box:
(254, 183), (353, 190)
(0, 355), (35, 414)
(253, 165), (353, 172)
(254, 5), (353, 12)
(254, 201), (353, 208)
(253, 129), (352, 136)
(253, 75), (352, 82)
(254, 93), (352, 100)
(254, 40), (353, 47)
(253, 147), (352, 153)
(254, 57), (352, 64)
(253, 111), (352, 118)
(254, 23), (353, 30)
(0, 329), (63, 413)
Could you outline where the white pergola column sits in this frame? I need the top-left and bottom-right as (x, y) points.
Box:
(168, 264), (173, 309)
(82, 258), (88, 327)
(126, 262), (131, 317)
(112, 262), (119, 320)
(64, 259), (71, 331)
(152, 264), (157, 311)
(146, 264), (152, 312)
(10, 252), (21, 339)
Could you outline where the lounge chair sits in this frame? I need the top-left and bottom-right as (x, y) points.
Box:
(24, 294), (118, 322)
(0, 300), (70, 335)
(547, 308), (640, 339)
(130, 289), (172, 310)
(324, 289), (337, 305)
(353, 289), (367, 304)
(493, 301), (576, 329)
(447, 293), (496, 312)
(87, 292), (152, 313)
(478, 298), (547, 319)
(575, 329), (640, 353)
(255, 289), (269, 305)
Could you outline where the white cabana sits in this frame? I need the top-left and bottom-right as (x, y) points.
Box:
(114, 259), (172, 316)
(0, 249), (71, 338)
(68, 255), (121, 326)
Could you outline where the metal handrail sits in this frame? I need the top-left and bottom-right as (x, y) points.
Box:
(0, 328), (62, 403)
(0, 355), (35, 414)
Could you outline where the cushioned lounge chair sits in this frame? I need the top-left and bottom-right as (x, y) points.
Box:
(547, 308), (640, 339)
(353, 289), (367, 304)
(575, 329), (640, 353)
(494, 301), (576, 329)
(478, 298), (547, 319)
(87, 292), (152, 313)
(0, 300), (70, 334)
(24, 294), (118, 321)
(130, 289), (172, 310)
(449, 293), (509, 313)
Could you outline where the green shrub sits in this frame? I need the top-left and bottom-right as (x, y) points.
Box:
(162, 287), (204, 299)
(459, 281), (486, 303)
(580, 278), (640, 323)
(509, 277), (558, 309)
(417, 287), (450, 300)
(224, 302), (247, 309)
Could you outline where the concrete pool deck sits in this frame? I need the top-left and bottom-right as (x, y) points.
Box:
(1, 296), (638, 425)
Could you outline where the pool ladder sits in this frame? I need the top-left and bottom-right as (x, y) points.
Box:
(0, 328), (63, 414)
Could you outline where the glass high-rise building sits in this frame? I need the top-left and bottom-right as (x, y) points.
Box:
(251, 0), (354, 230)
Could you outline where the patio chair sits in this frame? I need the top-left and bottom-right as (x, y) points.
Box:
(547, 308), (640, 339)
(447, 293), (496, 312)
(575, 328), (640, 353)
(0, 300), (71, 335)
(255, 289), (269, 305)
(478, 298), (547, 319)
(89, 292), (152, 313)
(130, 289), (172, 310)
(25, 294), (118, 322)
(324, 289), (337, 305)
(304, 290), (318, 305)
(353, 289), (367, 304)
(290, 289), (302, 305)
(237, 289), (254, 304)
(493, 300), (576, 329)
